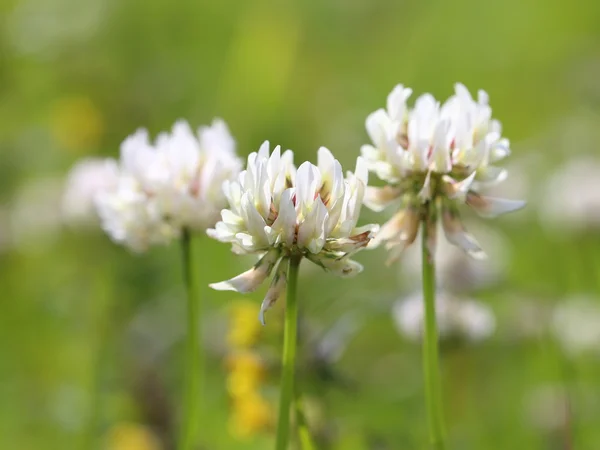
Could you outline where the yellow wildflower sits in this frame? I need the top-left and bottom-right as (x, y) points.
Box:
(104, 422), (161, 450)
(50, 96), (103, 153)
(228, 393), (273, 440)
(227, 300), (262, 348)
(225, 352), (266, 398)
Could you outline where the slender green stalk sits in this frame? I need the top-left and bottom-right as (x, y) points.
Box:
(275, 255), (302, 450)
(295, 390), (317, 450)
(421, 217), (446, 450)
(179, 229), (202, 450)
(82, 262), (114, 449)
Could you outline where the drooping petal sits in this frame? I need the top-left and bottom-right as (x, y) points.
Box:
(424, 202), (438, 263)
(209, 248), (281, 293)
(363, 185), (403, 212)
(418, 171), (433, 202)
(441, 204), (486, 259)
(369, 210), (405, 248)
(324, 225), (378, 254)
(466, 192), (526, 218)
(259, 258), (288, 325)
(441, 172), (477, 201)
(306, 253), (364, 277)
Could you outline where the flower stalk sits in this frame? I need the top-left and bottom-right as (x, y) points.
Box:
(421, 207), (446, 450)
(179, 229), (202, 450)
(275, 255), (302, 450)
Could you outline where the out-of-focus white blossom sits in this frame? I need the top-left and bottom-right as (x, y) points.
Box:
(62, 158), (119, 226)
(393, 292), (495, 342)
(552, 296), (600, 355)
(399, 222), (508, 292)
(540, 157), (600, 231)
(362, 83), (525, 262)
(524, 385), (569, 432)
(96, 119), (241, 252)
(208, 143), (377, 324)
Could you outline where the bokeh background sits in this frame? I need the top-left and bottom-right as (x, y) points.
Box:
(2, 0), (600, 448)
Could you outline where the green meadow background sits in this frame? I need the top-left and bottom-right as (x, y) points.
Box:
(2, 0), (600, 448)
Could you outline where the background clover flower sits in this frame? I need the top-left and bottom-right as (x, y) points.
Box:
(393, 291), (496, 343)
(62, 158), (119, 227)
(362, 83), (525, 261)
(95, 119), (241, 252)
(208, 142), (377, 324)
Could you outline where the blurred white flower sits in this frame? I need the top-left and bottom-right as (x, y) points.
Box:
(62, 158), (119, 226)
(540, 157), (600, 231)
(95, 119), (241, 252)
(208, 143), (377, 324)
(552, 296), (600, 355)
(362, 83), (525, 262)
(393, 291), (495, 342)
(7, 0), (109, 58)
(399, 222), (508, 292)
(524, 385), (569, 433)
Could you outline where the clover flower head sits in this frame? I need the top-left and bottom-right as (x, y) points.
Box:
(95, 119), (241, 252)
(209, 142), (377, 324)
(552, 296), (600, 355)
(393, 292), (496, 342)
(62, 158), (119, 226)
(362, 83), (525, 262)
(541, 157), (600, 232)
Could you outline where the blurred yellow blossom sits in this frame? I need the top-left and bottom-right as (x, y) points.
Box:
(227, 300), (262, 348)
(228, 392), (273, 440)
(50, 96), (104, 153)
(225, 352), (266, 398)
(104, 422), (162, 450)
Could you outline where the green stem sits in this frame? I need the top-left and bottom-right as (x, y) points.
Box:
(82, 262), (114, 450)
(179, 229), (202, 450)
(421, 218), (446, 450)
(275, 255), (302, 450)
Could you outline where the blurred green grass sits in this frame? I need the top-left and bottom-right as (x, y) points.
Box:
(2, 0), (600, 448)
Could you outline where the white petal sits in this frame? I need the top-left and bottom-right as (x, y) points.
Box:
(257, 140), (270, 160)
(363, 186), (402, 212)
(441, 172), (477, 201)
(306, 253), (364, 277)
(209, 248), (281, 293)
(297, 197), (328, 253)
(467, 193), (526, 218)
(269, 188), (297, 246)
(295, 162), (321, 211)
(430, 120), (452, 173)
(325, 227), (377, 254)
(441, 207), (486, 260)
(259, 258), (288, 325)
(366, 109), (393, 148)
(387, 84), (412, 121)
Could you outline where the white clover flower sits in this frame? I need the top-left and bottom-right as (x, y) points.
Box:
(95, 119), (241, 252)
(62, 158), (119, 226)
(362, 83), (525, 262)
(524, 385), (569, 433)
(208, 142), (377, 324)
(552, 296), (600, 356)
(540, 157), (600, 232)
(393, 292), (496, 342)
